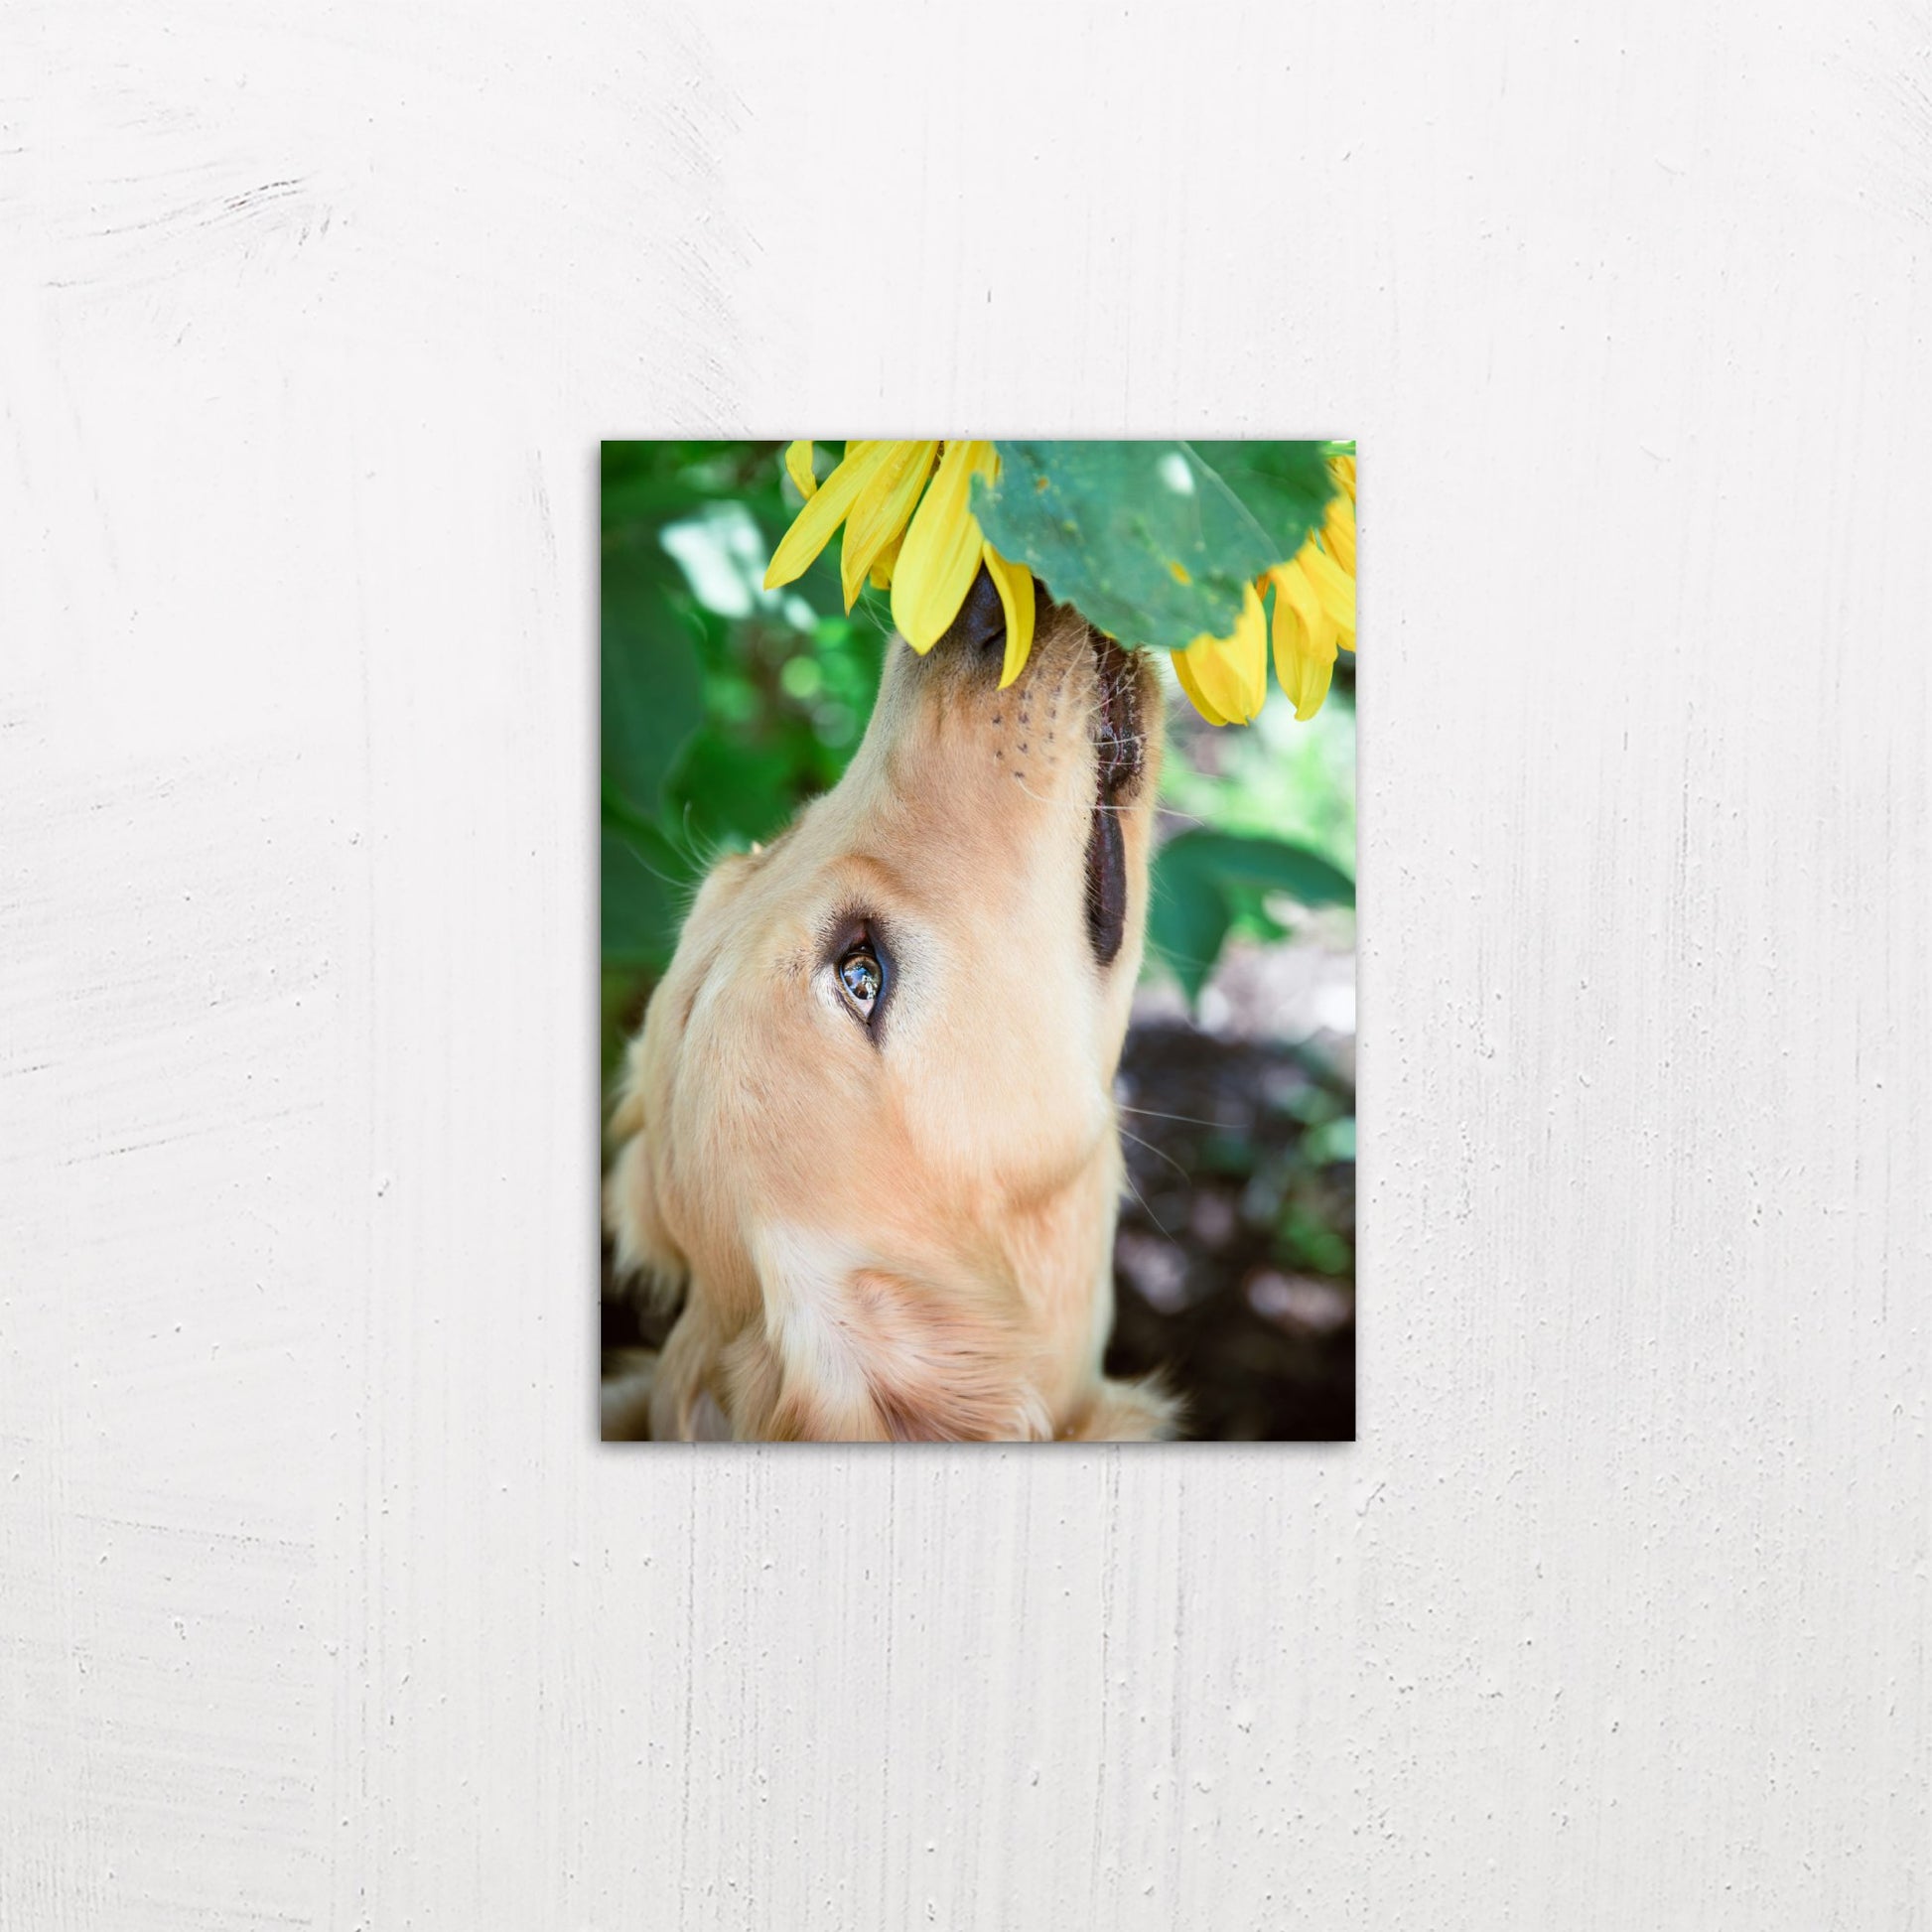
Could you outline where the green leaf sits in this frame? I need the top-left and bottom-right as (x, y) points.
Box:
(1158, 829), (1354, 908)
(973, 440), (1335, 652)
(1148, 845), (1235, 1003)
(602, 543), (705, 815)
(1186, 442), (1337, 559)
(1149, 830), (1355, 1005)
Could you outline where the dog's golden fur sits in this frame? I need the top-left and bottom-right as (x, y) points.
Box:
(604, 592), (1177, 1442)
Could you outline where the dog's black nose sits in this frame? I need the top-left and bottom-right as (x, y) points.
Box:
(942, 563), (1008, 658)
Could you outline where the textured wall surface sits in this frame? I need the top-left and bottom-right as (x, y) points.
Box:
(3, 3), (1927, 1926)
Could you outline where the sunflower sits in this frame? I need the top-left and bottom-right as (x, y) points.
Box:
(764, 440), (1036, 689)
(765, 442), (1355, 724)
(1173, 455), (1356, 726)
(1172, 582), (1270, 726)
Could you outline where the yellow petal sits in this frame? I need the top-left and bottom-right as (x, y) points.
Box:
(983, 543), (1035, 690)
(892, 440), (997, 651)
(784, 440), (819, 500)
(1298, 539), (1355, 647)
(1269, 560), (1338, 719)
(1174, 583), (1269, 724)
(868, 530), (901, 592)
(841, 440), (938, 612)
(1321, 502), (1356, 579)
(1172, 650), (1231, 726)
(1184, 638), (1253, 723)
(1320, 455), (1356, 576)
(763, 441), (892, 590)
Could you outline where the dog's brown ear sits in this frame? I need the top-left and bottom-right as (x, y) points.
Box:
(604, 1033), (687, 1314)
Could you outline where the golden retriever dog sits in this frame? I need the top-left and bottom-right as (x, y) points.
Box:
(603, 568), (1178, 1441)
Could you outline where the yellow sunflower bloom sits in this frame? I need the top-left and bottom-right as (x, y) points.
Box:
(783, 439), (820, 501)
(1322, 455), (1356, 575)
(1172, 581), (1269, 726)
(891, 439), (996, 649)
(1173, 453), (1357, 725)
(763, 441), (893, 595)
(842, 440), (938, 611)
(768, 441), (1352, 724)
(1265, 456), (1357, 720)
(980, 543), (1036, 691)
(764, 438), (1036, 688)
(866, 529), (902, 593)
(1267, 555), (1342, 721)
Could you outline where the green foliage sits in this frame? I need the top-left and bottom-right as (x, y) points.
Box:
(1273, 1198), (1355, 1277)
(602, 544), (704, 817)
(1149, 829), (1355, 1003)
(974, 440), (1334, 652)
(601, 440), (892, 1073)
(1156, 671), (1356, 872)
(665, 616), (885, 850)
(601, 791), (693, 970)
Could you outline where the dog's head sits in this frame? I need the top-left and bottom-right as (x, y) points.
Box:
(606, 572), (1173, 1440)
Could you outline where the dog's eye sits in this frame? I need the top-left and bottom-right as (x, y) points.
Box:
(837, 946), (882, 1019)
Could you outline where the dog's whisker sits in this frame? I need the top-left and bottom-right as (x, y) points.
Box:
(662, 802), (743, 882)
(1011, 773), (1076, 807)
(1115, 1160), (1181, 1248)
(1118, 1103), (1234, 1129)
(623, 847), (697, 896)
(1117, 1125), (1193, 1185)
(661, 801), (702, 867)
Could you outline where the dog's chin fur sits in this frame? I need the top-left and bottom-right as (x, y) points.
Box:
(604, 592), (1179, 1442)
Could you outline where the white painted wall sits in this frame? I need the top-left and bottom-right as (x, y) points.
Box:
(4, 2), (1926, 1924)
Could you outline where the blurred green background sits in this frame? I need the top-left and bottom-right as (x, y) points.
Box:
(602, 440), (1358, 1440)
